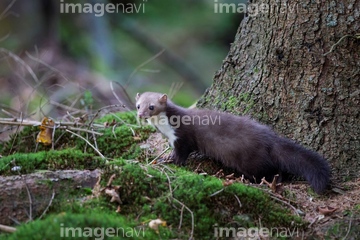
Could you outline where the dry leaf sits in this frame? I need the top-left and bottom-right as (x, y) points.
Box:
(318, 206), (338, 216)
(92, 176), (102, 198)
(36, 117), (54, 145)
(223, 180), (234, 186)
(116, 205), (121, 213)
(149, 219), (167, 233)
(105, 188), (122, 204)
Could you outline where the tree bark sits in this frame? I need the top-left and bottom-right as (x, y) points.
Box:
(198, 1), (360, 180)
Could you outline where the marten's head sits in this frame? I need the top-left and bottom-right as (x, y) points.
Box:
(135, 92), (168, 119)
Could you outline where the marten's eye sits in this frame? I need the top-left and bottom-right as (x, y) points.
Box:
(137, 105), (140, 110)
(149, 106), (154, 111)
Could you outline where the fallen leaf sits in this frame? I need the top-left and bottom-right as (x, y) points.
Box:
(149, 219), (167, 233)
(36, 117), (54, 145)
(318, 206), (338, 215)
(223, 180), (234, 186)
(105, 188), (122, 204)
(116, 205), (121, 213)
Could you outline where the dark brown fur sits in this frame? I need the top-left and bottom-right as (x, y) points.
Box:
(136, 92), (330, 194)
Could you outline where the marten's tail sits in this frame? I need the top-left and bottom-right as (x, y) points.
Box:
(272, 137), (330, 194)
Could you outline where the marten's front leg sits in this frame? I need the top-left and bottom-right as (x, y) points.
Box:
(170, 141), (192, 165)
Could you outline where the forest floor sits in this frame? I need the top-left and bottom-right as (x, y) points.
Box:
(146, 132), (360, 239)
(1, 123), (358, 239)
(281, 179), (360, 238)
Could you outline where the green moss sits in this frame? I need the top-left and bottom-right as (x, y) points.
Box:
(96, 111), (138, 125)
(100, 163), (304, 239)
(215, 92), (255, 115)
(0, 149), (105, 175)
(225, 95), (239, 113)
(0, 157), (305, 239)
(0, 111), (305, 239)
(81, 124), (153, 159)
(3, 212), (167, 240)
(1, 111), (154, 161)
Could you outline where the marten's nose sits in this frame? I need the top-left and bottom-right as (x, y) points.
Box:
(138, 112), (144, 118)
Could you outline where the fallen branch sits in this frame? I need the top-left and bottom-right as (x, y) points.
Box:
(0, 224), (16, 233)
(0, 118), (104, 135)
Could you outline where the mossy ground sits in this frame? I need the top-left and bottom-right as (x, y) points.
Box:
(0, 111), (305, 239)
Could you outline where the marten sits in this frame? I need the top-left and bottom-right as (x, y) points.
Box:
(136, 92), (330, 194)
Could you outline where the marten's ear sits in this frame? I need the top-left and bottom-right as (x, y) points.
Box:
(159, 94), (167, 103)
(135, 93), (140, 101)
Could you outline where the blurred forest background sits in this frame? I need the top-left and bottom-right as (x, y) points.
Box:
(0, 0), (244, 121)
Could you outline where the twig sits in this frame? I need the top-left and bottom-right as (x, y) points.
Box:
(0, 0), (17, 20)
(51, 122), (57, 150)
(0, 48), (39, 83)
(342, 213), (353, 240)
(65, 129), (105, 159)
(110, 81), (129, 110)
(66, 126), (102, 135)
(39, 190), (55, 219)
(106, 174), (117, 187)
(108, 112), (139, 128)
(172, 198), (194, 240)
(25, 52), (71, 83)
(0, 33), (10, 42)
(178, 205), (185, 230)
(233, 194), (242, 208)
(0, 224), (16, 233)
(49, 100), (87, 114)
(0, 118), (104, 135)
(125, 49), (165, 87)
(1, 106), (20, 117)
(87, 104), (126, 127)
(308, 217), (318, 228)
(8, 216), (20, 225)
(53, 131), (67, 148)
(92, 128), (99, 150)
(162, 167), (173, 195)
(269, 194), (299, 216)
(148, 147), (170, 165)
(209, 188), (224, 197)
(0, 118), (104, 129)
(111, 124), (117, 138)
(24, 183), (33, 221)
(323, 34), (358, 56)
(169, 82), (184, 99)
(151, 163), (175, 175)
(8, 113), (23, 155)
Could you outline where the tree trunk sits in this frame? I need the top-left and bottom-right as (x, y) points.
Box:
(198, 1), (360, 180)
